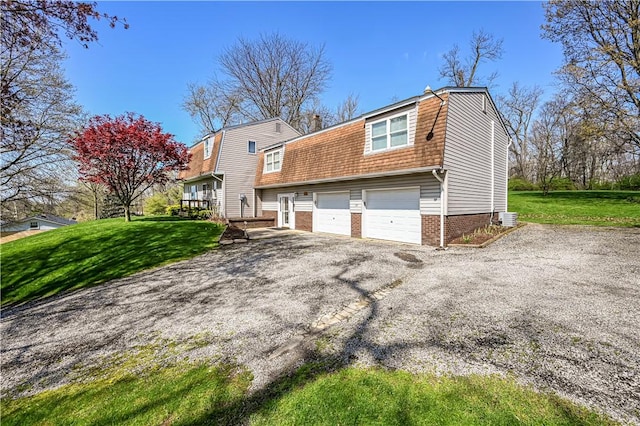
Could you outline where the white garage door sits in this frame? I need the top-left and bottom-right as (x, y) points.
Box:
(364, 188), (421, 244)
(314, 192), (351, 236)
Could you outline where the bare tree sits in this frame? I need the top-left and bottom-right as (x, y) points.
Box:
(1, 25), (81, 203)
(182, 82), (240, 134)
(531, 95), (580, 195)
(439, 29), (504, 87)
(184, 33), (332, 134)
(543, 0), (640, 150)
(497, 82), (543, 181)
(1, 0), (126, 206)
(336, 93), (359, 123)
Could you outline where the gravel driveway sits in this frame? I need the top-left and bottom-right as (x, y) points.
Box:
(2, 224), (639, 423)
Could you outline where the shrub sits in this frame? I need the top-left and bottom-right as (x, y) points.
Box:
(548, 178), (576, 191)
(166, 205), (181, 216)
(508, 178), (538, 191)
(616, 173), (640, 191)
(194, 210), (212, 220)
(144, 193), (169, 215)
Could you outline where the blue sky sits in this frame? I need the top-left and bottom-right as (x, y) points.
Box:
(63, 1), (563, 144)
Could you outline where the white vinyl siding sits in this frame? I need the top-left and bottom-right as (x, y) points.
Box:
(216, 120), (299, 217)
(364, 106), (417, 154)
(443, 92), (508, 215)
(259, 173), (440, 216)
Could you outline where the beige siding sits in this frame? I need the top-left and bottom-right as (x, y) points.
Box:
(217, 120), (298, 217)
(182, 176), (223, 213)
(260, 173), (440, 216)
(364, 104), (418, 153)
(443, 92), (508, 215)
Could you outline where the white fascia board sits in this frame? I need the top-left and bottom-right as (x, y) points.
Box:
(255, 166), (443, 189)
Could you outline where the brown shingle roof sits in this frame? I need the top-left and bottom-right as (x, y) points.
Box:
(179, 132), (223, 181)
(255, 94), (449, 187)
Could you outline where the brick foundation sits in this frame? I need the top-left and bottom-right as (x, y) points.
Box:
(228, 216), (275, 228)
(262, 210), (277, 220)
(445, 213), (499, 243)
(351, 213), (362, 238)
(296, 211), (312, 231)
(421, 215), (441, 246)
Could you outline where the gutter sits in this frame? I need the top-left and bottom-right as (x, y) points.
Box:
(432, 169), (446, 249)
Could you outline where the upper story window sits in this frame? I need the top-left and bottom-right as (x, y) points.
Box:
(248, 140), (256, 154)
(265, 149), (282, 172)
(370, 113), (408, 152)
(203, 138), (211, 159)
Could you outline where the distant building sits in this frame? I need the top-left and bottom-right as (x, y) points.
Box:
(1, 214), (77, 234)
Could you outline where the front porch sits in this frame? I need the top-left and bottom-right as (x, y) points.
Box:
(180, 199), (212, 210)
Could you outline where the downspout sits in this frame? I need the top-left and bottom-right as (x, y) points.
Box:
(506, 138), (513, 213)
(490, 121), (495, 225)
(432, 169), (445, 249)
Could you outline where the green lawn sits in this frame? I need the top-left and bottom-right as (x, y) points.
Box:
(0, 339), (253, 426)
(508, 190), (640, 227)
(2, 357), (614, 426)
(0, 217), (224, 306)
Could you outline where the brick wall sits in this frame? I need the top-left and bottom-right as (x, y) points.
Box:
(296, 211), (312, 231)
(262, 210), (277, 220)
(421, 215), (441, 246)
(228, 217), (275, 229)
(351, 213), (362, 238)
(445, 213), (498, 242)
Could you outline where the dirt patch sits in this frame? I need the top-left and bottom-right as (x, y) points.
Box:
(449, 224), (522, 246)
(0, 230), (44, 244)
(220, 225), (248, 240)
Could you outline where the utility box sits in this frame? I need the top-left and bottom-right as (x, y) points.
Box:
(499, 212), (518, 227)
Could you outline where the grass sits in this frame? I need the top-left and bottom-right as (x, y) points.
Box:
(1, 337), (253, 426)
(2, 358), (616, 425)
(0, 216), (224, 307)
(508, 190), (640, 227)
(252, 368), (615, 425)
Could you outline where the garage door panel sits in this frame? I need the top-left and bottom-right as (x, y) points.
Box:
(315, 192), (351, 236)
(317, 192), (349, 210)
(367, 190), (420, 210)
(365, 188), (421, 245)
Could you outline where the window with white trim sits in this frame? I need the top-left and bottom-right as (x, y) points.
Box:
(248, 140), (256, 154)
(30, 221), (38, 229)
(370, 113), (408, 152)
(265, 149), (282, 172)
(204, 138), (211, 159)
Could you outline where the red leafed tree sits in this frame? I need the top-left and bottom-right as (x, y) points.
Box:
(70, 113), (190, 221)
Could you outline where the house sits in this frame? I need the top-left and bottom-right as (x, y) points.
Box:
(0, 214), (77, 234)
(253, 87), (510, 247)
(179, 118), (299, 218)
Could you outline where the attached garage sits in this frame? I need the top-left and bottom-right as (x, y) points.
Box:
(313, 192), (351, 236)
(363, 187), (421, 244)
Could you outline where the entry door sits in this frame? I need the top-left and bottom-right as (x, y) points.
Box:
(277, 194), (295, 229)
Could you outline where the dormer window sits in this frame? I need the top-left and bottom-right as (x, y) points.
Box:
(370, 113), (408, 152)
(265, 149), (282, 172)
(204, 138), (211, 159)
